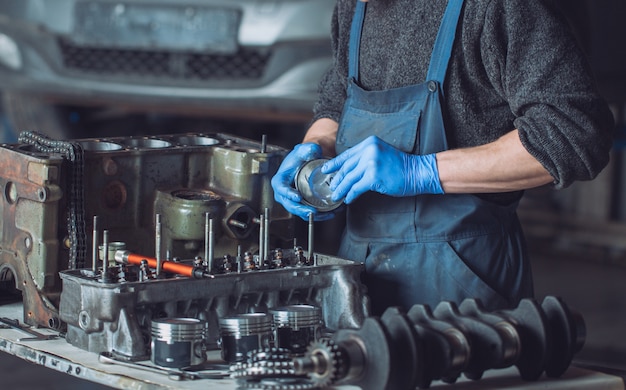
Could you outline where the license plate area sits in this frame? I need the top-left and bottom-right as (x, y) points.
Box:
(72, 2), (241, 53)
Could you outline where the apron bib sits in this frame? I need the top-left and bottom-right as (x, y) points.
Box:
(336, 0), (533, 314)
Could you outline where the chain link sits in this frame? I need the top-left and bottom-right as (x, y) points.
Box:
(18, 131), (87, 269)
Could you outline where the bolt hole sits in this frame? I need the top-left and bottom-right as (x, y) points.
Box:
(5, 182), (17, 204)
(79, 311), (90, 329)
(48, 317), (60, 329)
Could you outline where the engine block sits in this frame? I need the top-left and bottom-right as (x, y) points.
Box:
(0, 132), (369, 347)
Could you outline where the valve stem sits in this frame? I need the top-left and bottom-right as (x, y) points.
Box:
(308, 213), (314, 264)
(92, 215), (99, 273)
(155, 214), (162, 277)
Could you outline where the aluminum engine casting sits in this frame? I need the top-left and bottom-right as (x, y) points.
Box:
(0, 131), (335, 329)
(59, 250), (367, 360)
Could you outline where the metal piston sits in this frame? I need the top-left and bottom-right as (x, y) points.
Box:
(270, 304), (323, 355)
(150, 318), (208, 368)
(295, 158), (343, 212)
(219, 313), (273, 363)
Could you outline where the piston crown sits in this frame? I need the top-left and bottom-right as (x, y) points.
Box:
(151, 317), (207, 342)
(270, 304), (322, 329)
(295, 159), (343, 212)
(219, 313), (273, 337)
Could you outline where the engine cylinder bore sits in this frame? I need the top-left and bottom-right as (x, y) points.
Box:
(173, 135), (221, 146)
(219, 313), (273, 363)
(121, 137), (172, 149)
(150, 318), (208, 368)
(154, 188), (226, 240)
(270, 305), (323, 355)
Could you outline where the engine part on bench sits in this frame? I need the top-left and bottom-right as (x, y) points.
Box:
(231, 296), (584, 390)
(0, 317), (59, 341)
(270, 305), (323, 355)
(232, 347), (317, 390)
(150, 317), (208, 368)
(229, 331), (375, 389)
(0, 131), (294, 329)
(114, 250), (212, 278)
(17, 131), (88, 270)
(59, 249), (368, 360)
(219, 313), (274, 364)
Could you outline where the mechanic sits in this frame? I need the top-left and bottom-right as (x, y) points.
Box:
(271, 0), (615, 315)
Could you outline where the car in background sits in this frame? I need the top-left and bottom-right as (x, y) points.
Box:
(0, 0), (335, 141)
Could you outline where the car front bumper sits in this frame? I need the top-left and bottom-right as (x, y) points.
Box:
(0, 0), (334, 120)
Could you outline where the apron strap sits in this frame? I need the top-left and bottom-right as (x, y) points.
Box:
(426, 0), (465, 91)
(348, 0), (465, 87)
(348, 0), (367, 80)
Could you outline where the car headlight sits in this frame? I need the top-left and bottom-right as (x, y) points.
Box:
(0, 33), (22, 70)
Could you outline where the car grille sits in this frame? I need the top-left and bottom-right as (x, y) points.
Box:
(58, 39), (271, 82)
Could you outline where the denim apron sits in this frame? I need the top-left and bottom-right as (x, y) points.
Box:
(336, 0), (533, 315)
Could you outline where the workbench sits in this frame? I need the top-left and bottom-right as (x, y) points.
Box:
(1, 302), (624, 390)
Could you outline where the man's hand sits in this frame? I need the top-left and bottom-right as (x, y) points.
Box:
(322, 136), (444, 204)
(271, 143), (336, 221)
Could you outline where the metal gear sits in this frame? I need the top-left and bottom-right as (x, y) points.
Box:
(247, 348), (293, 363)
(230, 347), (296, 380)
(297, 339), (346, 388)
(230, 347), (308, 389)
(230, 343), (346, 390)
(236, 377), (319, 390)
(232, 364), (299, 380)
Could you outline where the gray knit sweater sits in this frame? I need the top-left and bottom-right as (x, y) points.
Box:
(312, 0), (614, 195)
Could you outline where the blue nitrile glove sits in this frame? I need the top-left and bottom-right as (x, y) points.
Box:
(321, 135), (444, 204)
(271, 143), (336, 221)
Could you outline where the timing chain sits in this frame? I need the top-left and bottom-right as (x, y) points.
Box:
(18, 131), (87, 269)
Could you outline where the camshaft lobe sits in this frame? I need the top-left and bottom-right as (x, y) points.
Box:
(292, 296), (584, 390)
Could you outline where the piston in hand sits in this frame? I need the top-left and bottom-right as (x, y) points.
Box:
(295, 159), (344, 212)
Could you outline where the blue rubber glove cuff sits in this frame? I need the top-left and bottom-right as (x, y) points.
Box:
(404, 153), (444, 195)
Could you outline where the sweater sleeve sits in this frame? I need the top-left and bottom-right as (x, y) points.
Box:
(481, 0), (614, 188)
(311, 1), (349, 124)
